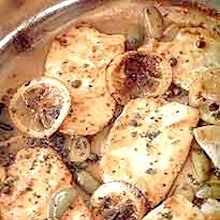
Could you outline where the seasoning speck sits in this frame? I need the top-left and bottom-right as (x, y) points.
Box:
(169, 58), (177, 67)
(196, 40), (206, 49)
(71, 80), (82, 88)
(145, 168), (157, 175)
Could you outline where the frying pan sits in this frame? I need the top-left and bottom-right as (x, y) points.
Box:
(0, 1), (219, 134)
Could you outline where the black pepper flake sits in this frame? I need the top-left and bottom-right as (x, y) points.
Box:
(209, 103), (219, 111)
(24, 81), (31, 87)
(169, 57), (178, 67)
(26, 187), (33, 191)
(214, 167), (220, 179)
(196, 40), (206, 49)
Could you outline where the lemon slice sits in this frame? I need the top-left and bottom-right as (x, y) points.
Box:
(90, 181), (149, 220)
(106, 51), (172, 105)
(9, 77), (71, 138)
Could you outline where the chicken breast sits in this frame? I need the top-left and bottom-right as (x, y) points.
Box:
(140, 27), (220, 90)
(142, 195), (205, 220)
(101, 98), (199, 206)
(0, 147), (73, 220)
(44, 26), (125, 135)
(61, 197), (92, 220)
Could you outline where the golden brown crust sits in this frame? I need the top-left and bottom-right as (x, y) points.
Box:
(142, 195), (205, 220)
(101, 98), (199, 207)
(0, 147), (73, 220)
(44, 26), (125, 135)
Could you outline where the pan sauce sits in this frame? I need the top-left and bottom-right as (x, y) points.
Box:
(0, 1), (220, 220)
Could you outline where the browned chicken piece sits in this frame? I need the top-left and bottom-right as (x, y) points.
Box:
(0, 147), (73, 220)
(140, 27), (220, 90)
(44, 26), (125, 136)
(101, 98), (199, 207)
(142, 195), (205, 220)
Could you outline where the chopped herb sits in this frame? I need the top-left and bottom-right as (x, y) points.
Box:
(26, 187), (33, 191)
(129, 119), (138, 127)
(145, 168), (157, 175)
(131, 131), (138, 137)
(143, 130), (161, 140)
(161, 211), (173, 219)
(83, 63), (90, 68)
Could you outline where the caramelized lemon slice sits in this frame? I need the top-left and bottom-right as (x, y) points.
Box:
(106, 51), (172, 105)
(90, 181), (149, 220)
(9, 77), (71, 138)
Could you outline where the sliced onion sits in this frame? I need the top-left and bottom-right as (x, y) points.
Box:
(143, 6), (164, 40)
(190, 149), (211, 183)
(90, 126), (111, 157)
(75, 170), (100, 195)
(161, 24), (179, 42)
(49, 187), (78, 219)
(194, 126), (220, 170)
